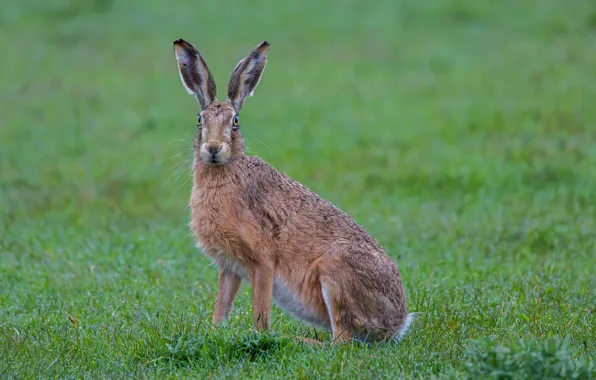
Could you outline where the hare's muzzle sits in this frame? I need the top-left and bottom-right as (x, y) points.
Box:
(199, 142), (229, 165)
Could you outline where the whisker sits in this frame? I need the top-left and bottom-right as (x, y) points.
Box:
(163, 153), (193, 187)
(167, 159), (190, 175)
(167, 137), (194, 143)
(171, 175), (191, 196)
(156, 152), (185, 165)
(165, 162), (192, 186)
(246, 149), (265, 160)
(173, 167), (192, 185)
(166, 133), (196, 144)
(247, 138), (272, 152)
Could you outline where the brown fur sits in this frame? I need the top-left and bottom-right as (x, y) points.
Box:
(173, 39), (414, 343)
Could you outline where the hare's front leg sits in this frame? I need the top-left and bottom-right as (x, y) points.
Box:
(250, 264), (274, 331)
(212, 269), (242, 325)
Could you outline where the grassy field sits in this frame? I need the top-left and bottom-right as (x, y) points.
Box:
(1, 0), (596, 378)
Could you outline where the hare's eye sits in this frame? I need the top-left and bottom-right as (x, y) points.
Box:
(232, 115), (239, 130)
(197, 114), (202, 126)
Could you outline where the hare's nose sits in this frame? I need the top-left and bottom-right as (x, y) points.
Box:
(206, 144), (222, 155)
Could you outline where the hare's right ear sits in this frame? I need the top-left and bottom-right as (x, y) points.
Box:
(227, 41), (270, 112)
(173, 39), (217, 109)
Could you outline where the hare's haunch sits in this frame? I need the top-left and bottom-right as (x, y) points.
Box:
(173, 38), (416, 343)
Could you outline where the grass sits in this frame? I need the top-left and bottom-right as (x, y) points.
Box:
(1, 0), (595, 378)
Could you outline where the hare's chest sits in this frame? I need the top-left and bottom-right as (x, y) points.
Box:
(189, 189), (245, 258)
(191, 208), (239, 250)
(191, 212), (249, 278)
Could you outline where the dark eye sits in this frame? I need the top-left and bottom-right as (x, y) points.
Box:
(197, 114), (202, 126)
(232, 115), (240, 130)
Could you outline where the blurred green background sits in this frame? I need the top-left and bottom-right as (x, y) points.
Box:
(1, 0), (595, 378)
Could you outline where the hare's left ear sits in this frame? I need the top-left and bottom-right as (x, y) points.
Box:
(227, 41), (270, 112)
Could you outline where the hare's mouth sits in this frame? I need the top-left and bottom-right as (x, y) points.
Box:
(204, 154), (229, 165)
(199, 143), (230, 165)
(199, 155), (226, 166)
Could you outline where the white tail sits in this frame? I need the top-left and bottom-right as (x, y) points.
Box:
(394, 312), (422, 342)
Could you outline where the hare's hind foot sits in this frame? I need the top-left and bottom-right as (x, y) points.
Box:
(320, 281), (353, 344)
(320, 277), (401, 344)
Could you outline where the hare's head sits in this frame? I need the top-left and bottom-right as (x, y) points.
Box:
(173, 39), (270, 165)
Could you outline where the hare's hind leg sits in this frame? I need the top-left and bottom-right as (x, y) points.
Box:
(320, 279), (352, 343)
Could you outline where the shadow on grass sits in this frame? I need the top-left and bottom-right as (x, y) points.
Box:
(141, 328), (293, 369)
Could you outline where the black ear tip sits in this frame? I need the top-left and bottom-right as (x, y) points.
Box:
(174, 39), (199, 55)
(255, 41), (270, 54)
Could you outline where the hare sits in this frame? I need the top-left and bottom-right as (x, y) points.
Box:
(173, 38), (416, 343)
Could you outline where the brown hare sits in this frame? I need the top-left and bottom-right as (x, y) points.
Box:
(173, 38), (416, 343)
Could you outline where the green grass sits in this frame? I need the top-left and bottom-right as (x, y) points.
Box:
(1, 0), (596, 378)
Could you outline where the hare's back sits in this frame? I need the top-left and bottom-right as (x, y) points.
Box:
(240, 157), (384, 251)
